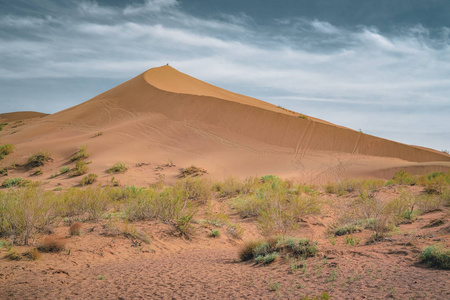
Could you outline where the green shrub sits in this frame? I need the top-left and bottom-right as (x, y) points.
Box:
(275, 236), (318, 257)
(32, 168), (43, 176)
(333, 224), (363, 236)
(213, 176), (245, 198)
(255, 252), (279, 264)
(60, 166), (70, 174)
(0, 168), (7, 176)
(0, 187), (55, 245)
(388, 170), (416, 186)
(210, 229), (220, 237)
(1, 177), (31, 188)
(70, 145), (91, 162)
(27, 150), (52, 168)
(59, 187), (109, 221)
(108, 162), (127, 174)
(175, 177), (212, 203)
(71, 160), (89, 176)
(0, 144), (15, 158)
(81, 173), (98, 186)
(239, 239), (266, 261)
(420, 244), (450, 269)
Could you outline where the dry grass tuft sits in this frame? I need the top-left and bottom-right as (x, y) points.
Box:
(180, 165), (207, 178)
(69, 221), (83, 236)
(38, 235), (66, 253)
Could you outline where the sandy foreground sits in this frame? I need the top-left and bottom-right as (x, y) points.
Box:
(1, 188), (448, 300)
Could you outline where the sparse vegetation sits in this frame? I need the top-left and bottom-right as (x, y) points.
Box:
(0, 168), (8, 176)
(60, 166), (70, 174)
(5, 249), (22, 261)
(70, 145), (91, 162)
(1, 177), (31, 188)
(93, 132), (103, 138)
(108, 162), (127, 174)
(25, 248), (41, 261)
(81, 173), (98, 186)
(27, 150), (52, 168)
(32, 168), (43, 176)
(210, 229), (220, 237)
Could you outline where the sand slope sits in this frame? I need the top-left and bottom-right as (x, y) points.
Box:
(0, 111), (48, 123)
(0, 66), (449, 186)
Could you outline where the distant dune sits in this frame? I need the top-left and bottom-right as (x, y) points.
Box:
(0, 111), (48, 123)
(1, 66), (449, 187)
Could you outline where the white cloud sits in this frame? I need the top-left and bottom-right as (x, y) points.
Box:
(0, 15), (47, 27)
(78, 1), (117, 16)
(123, 0), (178, 15)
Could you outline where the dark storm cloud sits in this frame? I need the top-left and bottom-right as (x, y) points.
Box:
(0, 0), (449, 151)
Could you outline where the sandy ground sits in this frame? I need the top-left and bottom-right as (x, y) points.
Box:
(1, 194), (448, 300)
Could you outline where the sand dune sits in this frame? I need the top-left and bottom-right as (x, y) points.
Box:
(0, 111), (48, 123)
(0, 65), (449, 186)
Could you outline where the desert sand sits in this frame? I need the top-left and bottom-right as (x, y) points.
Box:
(0, 65), (449, 189)
(1, 66), (449, 299)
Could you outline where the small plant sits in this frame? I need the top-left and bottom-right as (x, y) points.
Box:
(108, 162), (127, 174)
(71, 160), (89, 176)
(334, 224), (363, 236)
(0, 167), (8, 176)
(70, 145), (91, 162)
(298, 114), (307, 120)
(98, 275), (106, 280)
(69, 221), (82, 236)
(2, 177), (29, 188)
(180, 165), (206, 178)
(25, 248), (41, 261)
(81, 173), (98, 186)
(268, 280), (280, 291)
(93, 132), (103, 138)
(27, 150), (52, 168)
(60, 166), (70, 174)
(420, 244), (450, 269)
(345, 235), (360, 246)
(38, 235), (66, 253)
(239, 239), (265, 261)
(0, 144), (15, 158)
(256, 252), (278, 264)
(210, 229), (220, 238)
(326, 269), (338, 282)
(5, 249), (22, 261)
(32, 168), (43, 176)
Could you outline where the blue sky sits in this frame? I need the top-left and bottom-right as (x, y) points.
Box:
(1, 0), (449, 151)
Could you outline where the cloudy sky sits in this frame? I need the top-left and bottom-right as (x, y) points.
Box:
(1, 0), (449, 151)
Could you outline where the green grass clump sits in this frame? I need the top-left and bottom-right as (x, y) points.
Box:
(210, 229), (220, 237)
(32, 168), (43, 176)
(60, 166), (70, 174)
(27, 150), (52, 168)
(108, 162), (127, 174)
(239, 236), (317, 262)
(0, 168), (8, 176)
(387, 170), (416, 186)
(0, 144), (15, 159)
(255, 252), (279, 264)
(71, 160), (89, 176)
(420, 244), (450, 269)
(70, 145), (91, 162)
(81, 173), (98, 186)
(1, 177), (31, 188)
(59, 187), (109, 222)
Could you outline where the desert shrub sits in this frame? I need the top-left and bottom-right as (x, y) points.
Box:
(93, 132), (103, 138)
(232, 178), (321, 235)
(333, 224), (363, 236)
(38, 235), (66, 252)
(213, 176), (245, 198)
(415, 194), (445, 214)
(174, 177), (212, 203)
(325, 179), (363, 195)
(388, 170), (416, 186)
(32, 168), (43, 176)
(70, 145), (91, 162)
(424, 172), (447, 194)
(420, 244), (450, 269)
(0, 187), (56, 244)
(81, 173), (98, 186)
(210, 229), (220, 237)
(27, 150), (52, 168)
(360, 179), (386, 193)
(5, 249), (22, 260)
(124, 188), (159, 221)
(353, 193), (396, 239)
(226, 222), (245, 239)
(345, 235), (360, 246)
(71, 160), (89, 176)
(387, 190), (419, 222)
(0, 144), (15, 158)
(25, 248), (41, 260)
(1, 177), (30, 188)
(239, 236), (317, 262)
(69, 221), (82, 236)
(59, 187), (109, 221)
(239, 239), (266, 261)
(60, 166), (70, 174)
(0, 168), (7, 176)
(180, 165), (206, 178)
(108, 162), (127, 174)
(255, 252), (279, 264)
